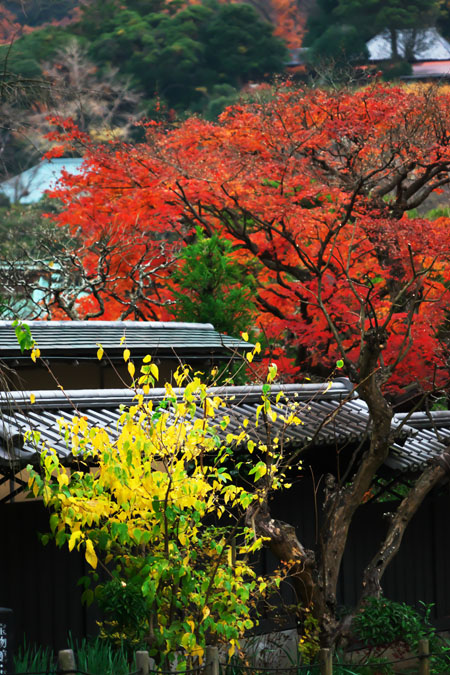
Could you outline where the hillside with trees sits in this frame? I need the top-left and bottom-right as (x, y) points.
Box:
(0, 0), (292, 178)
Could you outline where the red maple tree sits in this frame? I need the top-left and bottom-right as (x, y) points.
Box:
(46, 83), (450, 393)
(39, 82), (450, 649)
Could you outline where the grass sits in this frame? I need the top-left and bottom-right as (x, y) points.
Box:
(14, 635), (134, 675)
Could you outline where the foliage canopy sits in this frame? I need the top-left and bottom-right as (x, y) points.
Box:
(43, 82), (450, 392)
(28, 357), (288, 660)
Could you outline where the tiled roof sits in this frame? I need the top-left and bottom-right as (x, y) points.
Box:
(1, 380), (448, 473)
(386, 411), (450, 472)
(0, 320), (250, 360)
(410, 60), (450, 78)
(367, 27), (450, 62)
(0, 158), (84, 204)
(0, 381), (358, 467)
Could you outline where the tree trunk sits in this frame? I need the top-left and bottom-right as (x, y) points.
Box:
(361, 449), (450, 599)
(390, 28), (399, 59)
(315, 330), (393, 645)
(247, 501), (317, 610)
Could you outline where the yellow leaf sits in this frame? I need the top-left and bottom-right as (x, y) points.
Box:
(242, 332), (249, 341)
(180, 633), (191, 649)
(128, 362), (135, 378)
(246, 352), (254, 363)
(30, 393), (36, 404)
(143, 354), (152, 363)
(120, 336), (126, 346)
(187, 619), (195, 633)
(150, 363), (159, 381)
(97, 346), (104, 361)
(57, 472), (69, 488)
(267, 363), (277, 382)
(85, 539), (98, 569)
(123, 348), (131, 362)
(30, 347), (40, 363)
(68, 531), (81, 552)
(254, 342), (261, 354)
(202, 606), (210, 621)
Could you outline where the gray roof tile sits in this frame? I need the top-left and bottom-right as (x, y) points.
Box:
(0, 381), (360, 466)
(0, 320), (250, 359)
(0, 381), (448, 473)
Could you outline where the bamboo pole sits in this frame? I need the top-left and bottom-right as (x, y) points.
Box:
(205, 646), (220, 675)
(136, 651), (151, 675)
(58, 649), (77, 674)
(418, 639), (430, 675)
(319, 647), (333, 675)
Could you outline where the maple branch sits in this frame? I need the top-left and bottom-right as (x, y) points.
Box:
(256, 293), (289, 321)
(0, 225), (176, 320)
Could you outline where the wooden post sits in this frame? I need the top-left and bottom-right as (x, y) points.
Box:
(136, 651), (151, 675)
(418, 638), (430, 675)
(319, 648), (333, 675)
(58, 649), (77, 674)
(205, 646), (220, 675)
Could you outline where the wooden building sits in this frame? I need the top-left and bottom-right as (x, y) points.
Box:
(0, 321), (450, 649)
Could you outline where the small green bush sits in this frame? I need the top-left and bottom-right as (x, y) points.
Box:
(381, 60), (412, 81)
(352, 597), (431, 650)
(351, 597), (450, 673)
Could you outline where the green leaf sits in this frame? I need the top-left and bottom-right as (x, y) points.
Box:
(81, 588), (94, 606)
(12, 321), (35, 353)
(49, 513), (59, 534)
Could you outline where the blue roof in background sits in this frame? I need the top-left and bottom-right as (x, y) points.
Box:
(0, 157), (84, 204)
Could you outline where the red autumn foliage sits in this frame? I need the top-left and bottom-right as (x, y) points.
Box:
(0, 3), (28, 43)
(270, 0), (305, 48)
(0, 2), (81, 44)
(45, 83), (450, 392)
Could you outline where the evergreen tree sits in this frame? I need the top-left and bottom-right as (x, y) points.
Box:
(170, 230), (257, 337)
(305, 0), (440, 61)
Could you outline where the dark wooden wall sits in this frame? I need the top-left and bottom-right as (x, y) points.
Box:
(269, 479), (450, 628)
(1, 482), (450, 651)
(0, 501), (96, 652)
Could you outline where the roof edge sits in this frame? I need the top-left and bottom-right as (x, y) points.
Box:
(0, 380), (356, 410)
(0, 320), (215, 330)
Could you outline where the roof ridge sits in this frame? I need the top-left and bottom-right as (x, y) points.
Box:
(0, 380), (356, 409)
(0, 320), (216, 329)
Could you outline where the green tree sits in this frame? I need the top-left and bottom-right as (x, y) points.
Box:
(437, 0), (450, 40)
(0, 0), (287, 115)
(74, 0), (287, 110)
(307, 23), (368, 64)
(2, 0), (79, 27)
(0, 25), (76, 80)
(303, 0), (340, 46)
(170, 230), (257, 336)
(337, 0), (440, 58)
(305, 0), (440, 61)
